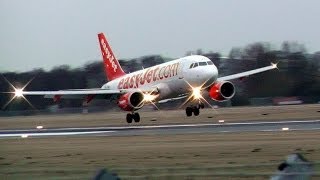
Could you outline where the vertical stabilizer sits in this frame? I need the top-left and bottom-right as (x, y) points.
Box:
(98, 33), (126, 81)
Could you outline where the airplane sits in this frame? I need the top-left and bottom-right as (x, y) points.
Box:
(12, 33), (277, 123)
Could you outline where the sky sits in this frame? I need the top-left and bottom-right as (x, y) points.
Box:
(0, 0), (319, 72)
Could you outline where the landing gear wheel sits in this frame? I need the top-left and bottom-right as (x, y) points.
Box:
(199, 102), (205, 109)
(126, 114), (133, 123)
(133, 113), (140, 123)
(193, 106), (200, 116)
(186, 107), (193, 117)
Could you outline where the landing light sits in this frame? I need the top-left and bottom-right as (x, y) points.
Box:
(1, 75), (36, 110)
(144, 94), (157, 102)
(271, 62), (278, 69)
(15, 88), (24, 97)
(192, 87), (202, 99)
(180, 79), (214, 109)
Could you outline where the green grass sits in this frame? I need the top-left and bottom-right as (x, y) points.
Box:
(1, 131), (320, 179)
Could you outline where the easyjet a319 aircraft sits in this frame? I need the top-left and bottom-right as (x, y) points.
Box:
(15, 33), (277, 123)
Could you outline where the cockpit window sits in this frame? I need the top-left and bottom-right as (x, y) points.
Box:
(193, 62), (199, 68)
(199, 62), (207, 66)
(190, 62), (201, 69)
(207, 61), (213, 65)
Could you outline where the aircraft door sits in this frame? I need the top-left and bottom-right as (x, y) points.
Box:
(178, 61), (185, 79)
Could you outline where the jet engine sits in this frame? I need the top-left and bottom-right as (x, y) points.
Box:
(117, 92), (144, 111)
(209, 81), (235, 101)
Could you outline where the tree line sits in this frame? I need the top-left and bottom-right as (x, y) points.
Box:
(1, 41), (319, 111)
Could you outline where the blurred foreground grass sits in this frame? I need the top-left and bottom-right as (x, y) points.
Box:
(1, 131), (320, 179)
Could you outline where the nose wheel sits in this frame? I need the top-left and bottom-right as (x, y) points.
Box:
(126, 112), (140, 123)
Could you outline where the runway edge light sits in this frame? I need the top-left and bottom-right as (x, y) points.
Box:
(21, 134), (29, 138)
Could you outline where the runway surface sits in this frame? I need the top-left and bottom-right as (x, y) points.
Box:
(0, 119), (319, 138)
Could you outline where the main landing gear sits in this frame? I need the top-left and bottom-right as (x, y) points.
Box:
(185, 102), (205, 117)
(126, 112), (140, 123)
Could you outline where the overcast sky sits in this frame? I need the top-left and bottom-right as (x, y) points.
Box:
(1, 0), (319, 72)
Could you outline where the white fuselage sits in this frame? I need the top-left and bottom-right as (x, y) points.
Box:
(101, 55), (218, 100)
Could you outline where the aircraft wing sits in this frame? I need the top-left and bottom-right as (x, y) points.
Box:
(217, 63), (277, 81)
(22, 89), (121, 96)
(20, 87), (158, 101)
(20, 89), (124, 101)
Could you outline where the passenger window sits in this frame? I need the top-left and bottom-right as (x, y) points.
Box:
(199, 62), (207, 66)
(189, 63), (194, 69)
(193, 63), (199, 68)
(207, 61), (213, 65)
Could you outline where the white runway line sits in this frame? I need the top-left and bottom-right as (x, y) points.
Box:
(28, 119), (320, 131)
(0, 131), (116, 138)
(0, 119), (319, 138)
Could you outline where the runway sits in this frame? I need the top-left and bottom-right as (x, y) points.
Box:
(0, 119), (319, 138)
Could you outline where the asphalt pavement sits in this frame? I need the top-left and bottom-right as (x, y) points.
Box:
(0, 119), (319, 138)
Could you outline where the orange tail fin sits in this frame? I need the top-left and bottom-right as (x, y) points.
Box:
(98, 33), (126, 81)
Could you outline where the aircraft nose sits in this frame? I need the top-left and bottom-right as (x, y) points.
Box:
(186, 64), (218, 88)
(202, 64), (218, 87)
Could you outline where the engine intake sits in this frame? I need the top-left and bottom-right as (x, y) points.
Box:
(209, 81), (235, 101)
(117, 92), (144, 111)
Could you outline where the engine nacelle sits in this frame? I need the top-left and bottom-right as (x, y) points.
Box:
(117, 92), (144, 111)
(209, 81), (235, 101)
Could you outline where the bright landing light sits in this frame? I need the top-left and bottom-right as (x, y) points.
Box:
(271, 62), (278, 69)
(1, 75), (37, 110)
(144, 94), (158, 102)
(192, 87), (202, 99)
(15, 88), (23, 97)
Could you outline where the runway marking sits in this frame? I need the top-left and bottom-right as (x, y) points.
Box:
(0, 131), (115, 138)
(308, 128), (320, 130)
(261, 128), (320, 132)
(31, 119), (320, 131)
(0, 119), (319, 133)
(0, 120), (319, 138)
(255, 133), (278, 136)
(261, 130), (279, 132)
